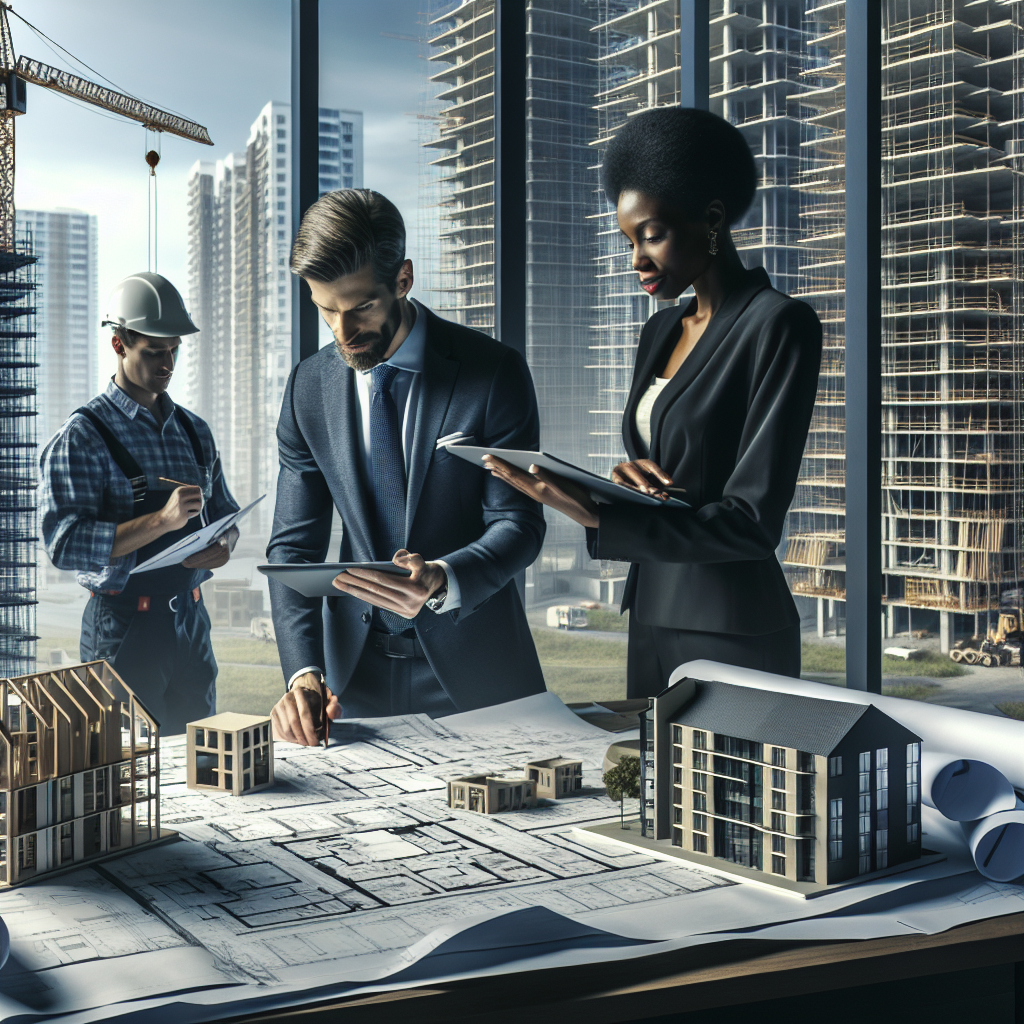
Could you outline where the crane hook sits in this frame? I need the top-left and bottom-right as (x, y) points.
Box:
(145, 149), (160, 176)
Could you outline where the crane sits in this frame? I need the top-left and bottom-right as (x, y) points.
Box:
(0, 1), (213, 252)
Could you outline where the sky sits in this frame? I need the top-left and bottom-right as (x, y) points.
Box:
(14, 0), (427, 394)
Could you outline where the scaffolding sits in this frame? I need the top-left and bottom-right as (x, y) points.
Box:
(784, 0), (1024, 641)
(0, 236), (37, 676)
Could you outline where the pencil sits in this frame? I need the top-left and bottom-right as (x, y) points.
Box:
(158, 476), (193, 488)
(318, 676), (330, 748)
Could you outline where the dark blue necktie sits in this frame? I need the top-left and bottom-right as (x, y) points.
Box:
(369, 363), (410, 634)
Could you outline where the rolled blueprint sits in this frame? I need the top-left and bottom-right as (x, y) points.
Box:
(961, 800), (1024, 883)
(923, 753), (1018, 821)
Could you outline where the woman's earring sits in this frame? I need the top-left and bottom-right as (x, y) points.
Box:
(708, 229), (719, 256)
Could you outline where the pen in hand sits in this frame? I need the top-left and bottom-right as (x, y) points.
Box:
(318, 676), (330, 748)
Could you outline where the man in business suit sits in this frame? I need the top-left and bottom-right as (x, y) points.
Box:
(268, 189), (546, 744)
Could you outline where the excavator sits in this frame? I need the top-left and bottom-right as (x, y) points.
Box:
(949, 591), (1024, 667)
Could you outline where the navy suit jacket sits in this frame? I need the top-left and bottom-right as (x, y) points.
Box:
(267, 308), (547, 711)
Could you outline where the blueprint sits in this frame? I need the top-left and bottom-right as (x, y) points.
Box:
(0, 692), (1020, 1024)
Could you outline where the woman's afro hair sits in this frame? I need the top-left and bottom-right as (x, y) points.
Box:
(601, 107), (758, 225)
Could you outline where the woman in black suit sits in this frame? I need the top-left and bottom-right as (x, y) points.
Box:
(487, 107), (822, 697)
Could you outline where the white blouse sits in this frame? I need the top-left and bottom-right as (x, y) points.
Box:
(635, 376), (671, 454)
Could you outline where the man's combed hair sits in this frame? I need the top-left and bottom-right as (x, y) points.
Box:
(290, 189), (407, 286)
(601, 108), (757, 225)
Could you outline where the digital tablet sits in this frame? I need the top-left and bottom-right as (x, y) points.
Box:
(258, 562), (413, 598)
(446, 445), (689, 508)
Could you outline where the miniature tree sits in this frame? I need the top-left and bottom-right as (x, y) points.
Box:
(602, 755), (641, 829)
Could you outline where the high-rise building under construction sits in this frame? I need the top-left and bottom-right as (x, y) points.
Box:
(783, 0), (1024, 649)
(425, 0), (601, 600)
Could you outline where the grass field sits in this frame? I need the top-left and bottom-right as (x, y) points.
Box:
(997, 701), (1024, 721)
(579, 608), (629, 633)
(800, 643), (967, 678)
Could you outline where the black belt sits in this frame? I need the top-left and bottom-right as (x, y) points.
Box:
(370, 629), (425, 659)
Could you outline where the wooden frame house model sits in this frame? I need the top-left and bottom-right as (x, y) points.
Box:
(187, 713), (273, 796)
(0, 660), (162, 887)
(593, 676), (926, 893)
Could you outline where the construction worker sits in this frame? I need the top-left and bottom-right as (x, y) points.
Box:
(39, 272), (239, 733)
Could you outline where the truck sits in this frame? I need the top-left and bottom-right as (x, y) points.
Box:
(545, 605), (589, 630)
(949, 596), (1024, 667)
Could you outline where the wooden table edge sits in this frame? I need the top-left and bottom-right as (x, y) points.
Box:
(232, 910), (1024, 1024)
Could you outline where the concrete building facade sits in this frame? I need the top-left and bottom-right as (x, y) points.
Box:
(17, 209), (97, 444)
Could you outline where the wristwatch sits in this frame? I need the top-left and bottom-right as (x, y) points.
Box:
(425, 583), (448, 612)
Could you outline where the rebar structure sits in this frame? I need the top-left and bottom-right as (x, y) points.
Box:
(0, 232), (38, 676)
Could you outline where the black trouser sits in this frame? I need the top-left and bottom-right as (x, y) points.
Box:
(338, 630), (458, 719)
(80, 590), (217, 735)
(626, 616), (801, 699)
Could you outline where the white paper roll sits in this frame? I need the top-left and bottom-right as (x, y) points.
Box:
(961, 799), (1024, 883)
(923, 753), (1018, 821)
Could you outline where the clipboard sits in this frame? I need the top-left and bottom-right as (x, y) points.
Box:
(258, 562), (413, 598)
(445, 445), (689, 508)
(130, 495), (266, 574)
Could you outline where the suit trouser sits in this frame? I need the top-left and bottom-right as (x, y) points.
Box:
(626, 617), (801, 699)
(80, 591), (217, 735)
(338, 631), (458, 719)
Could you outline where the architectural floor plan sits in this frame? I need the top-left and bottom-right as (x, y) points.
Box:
(0, 693), (1019, 1023)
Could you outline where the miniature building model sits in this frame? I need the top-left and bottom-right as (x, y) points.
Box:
(187, 713), (273, 796)
(523, 758), (583, 799)
(0, 660), (161, 887)
(447, 775), (536, 814)
(639, 678), (923, 887)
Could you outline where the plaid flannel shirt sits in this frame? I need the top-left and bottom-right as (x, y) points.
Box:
(39, 380), (239, 593)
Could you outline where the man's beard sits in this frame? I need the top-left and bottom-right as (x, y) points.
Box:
(336, 297), (403, 371)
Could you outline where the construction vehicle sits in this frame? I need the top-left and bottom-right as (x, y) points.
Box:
(949, 595), (1024, 667)
(545, 605), (589, 630)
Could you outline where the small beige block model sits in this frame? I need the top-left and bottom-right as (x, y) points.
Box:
(523, 757), (583, 799)
(447, 774), (536, 814)
(186, 713), (273, 796)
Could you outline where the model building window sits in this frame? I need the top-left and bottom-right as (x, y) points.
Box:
(195, 752), (218, 786)
(673, 806), (682, 824)
(772, 791), (786, 810)
(693, 832), (708, 853)
(692, 813), (706, 832)
(829, 755), (843, 777)
(771, 855), (785, 875)
(906, 742), (921, 843)
(715, 819), (762, 869)
(60, 822), (73, 862)
(692, 751), (707, 770)
(225, 733), (233, 752)
(693, 791), (707, 812)
(254, 745), (270, 786)
(771, 812), (786, 832)
(771, 747), (786, 767)
(195, 728), (205, 748)
(692, 771), (707, 791)
(692, 730), (707, 750)
(771, 768), (786, 790)
(828, 797), (843, 861)
(772, 834), (785, 854)
(673, 725), (683, 744)
(0, 793), (6, 836)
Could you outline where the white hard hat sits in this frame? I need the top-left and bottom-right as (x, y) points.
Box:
(101, 272), (199, 338)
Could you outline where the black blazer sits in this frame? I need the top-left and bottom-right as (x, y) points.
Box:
(595, 267), (822, 635)
(267, 308), (547, 711)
